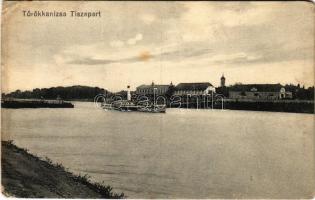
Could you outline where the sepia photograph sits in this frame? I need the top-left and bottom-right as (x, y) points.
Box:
(1, 1), (314, 199)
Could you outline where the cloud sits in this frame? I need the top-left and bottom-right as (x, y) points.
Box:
(163, 2), (275, 44)
(109, 40), (124, 48)
(208, 52), (261, 64)
(127, 33), (143, 45)
(127, 39), (136, 45)
(66, 47), (155, 66)
(109, 34), (143, 48)
(140, 13), (156, 25)
(64, 44), (214, 66)
(67, 56), (141, 66)
(63, 38), (312, 67)
(67, 57), (115, 65)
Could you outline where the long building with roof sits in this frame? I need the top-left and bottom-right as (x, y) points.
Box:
(173, 82), (215, 96)
(228, 84), (293, 100)
(136, 82), (173, 96)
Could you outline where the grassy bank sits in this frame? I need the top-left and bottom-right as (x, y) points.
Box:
(1, 140), (124, 198)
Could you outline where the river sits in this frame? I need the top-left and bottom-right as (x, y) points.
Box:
(1, 102), (314, 198)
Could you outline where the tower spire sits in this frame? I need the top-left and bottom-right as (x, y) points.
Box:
(220, 73), (226, 87)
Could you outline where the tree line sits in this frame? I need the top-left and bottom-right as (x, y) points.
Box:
(2, 83), (314, 101)
(2, 86), (110, 100)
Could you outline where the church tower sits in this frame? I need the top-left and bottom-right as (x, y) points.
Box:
(220, 74), (226, 87)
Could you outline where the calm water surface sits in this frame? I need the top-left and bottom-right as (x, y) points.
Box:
(2, 102), (314, 198)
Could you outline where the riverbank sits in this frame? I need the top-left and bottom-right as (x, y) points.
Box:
(1, 140), (124, 198)
(222, 99), (314, 114)
(1, 99), (74, 108)
(170, 99), (314, 114)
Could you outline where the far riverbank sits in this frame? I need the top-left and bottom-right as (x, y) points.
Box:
(168, 99), (314, 114)
(2, 97), (314, 114)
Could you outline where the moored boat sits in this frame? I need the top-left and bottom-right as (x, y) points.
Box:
(103, 100), (166, 113)
(101, 85), (166, 113)
(137, 104), (166, 113)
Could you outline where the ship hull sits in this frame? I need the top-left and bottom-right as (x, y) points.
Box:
(102, 102), (166, 113)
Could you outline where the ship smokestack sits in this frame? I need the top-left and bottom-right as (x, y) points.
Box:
(127, 85), (131, 101)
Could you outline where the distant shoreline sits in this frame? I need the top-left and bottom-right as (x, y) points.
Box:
(1, 140), (124, 198)
(176, 99), (314, 114)
(1, 99), (74, 109)
(2, 98), (314, 114)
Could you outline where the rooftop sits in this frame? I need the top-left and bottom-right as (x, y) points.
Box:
(136, 84), (171, 89)
(175, 82), (213, 91)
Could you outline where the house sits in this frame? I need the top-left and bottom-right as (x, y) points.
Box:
(136, 82), (173, 96)
(228, 84), (293, 100)
(173, 82), (215, 96)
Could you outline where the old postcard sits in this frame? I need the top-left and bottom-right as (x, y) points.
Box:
(1, 1), (314, 199)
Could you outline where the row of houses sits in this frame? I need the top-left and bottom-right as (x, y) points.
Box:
(216, 75), (292, 100)
(134, 75), (293, 100)
(222, 84), (292, 100)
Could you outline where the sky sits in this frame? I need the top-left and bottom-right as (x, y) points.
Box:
(2, 1), (314, 93)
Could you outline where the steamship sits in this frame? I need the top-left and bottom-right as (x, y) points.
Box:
(102, 86), (166, 113)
